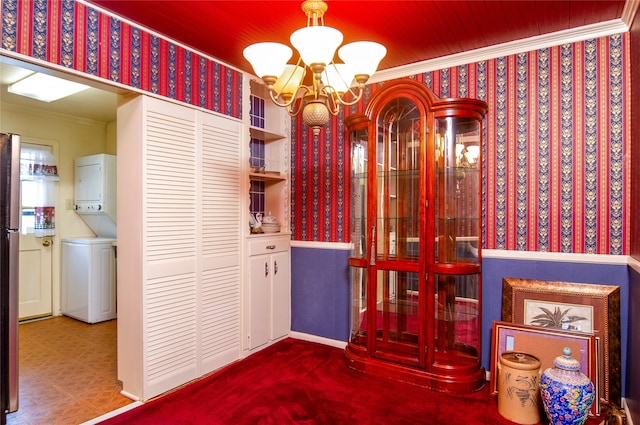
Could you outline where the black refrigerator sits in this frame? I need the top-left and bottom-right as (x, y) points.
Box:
(0, 133), (20, 425)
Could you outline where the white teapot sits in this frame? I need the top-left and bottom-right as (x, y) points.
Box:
(262, 214), (278, 224)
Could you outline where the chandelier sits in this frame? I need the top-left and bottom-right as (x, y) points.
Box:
(243, 0), (386, 136)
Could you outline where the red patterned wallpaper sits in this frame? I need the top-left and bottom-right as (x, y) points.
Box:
(292, 34), (630, 255)
(630, 12), (640, 261)
(0, 0), (242, 118)
(0, 0), (631, 255)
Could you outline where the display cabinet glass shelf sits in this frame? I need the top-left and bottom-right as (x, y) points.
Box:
(345, 79), (487, 392)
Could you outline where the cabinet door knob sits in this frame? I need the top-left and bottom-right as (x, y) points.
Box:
(370, 225), (376, 266)
(266, 245), (276, 250)
(264, 261), (269, 277)
(274, 260), (278, 275)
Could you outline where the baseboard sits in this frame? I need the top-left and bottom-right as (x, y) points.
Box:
(119, 389), (140, 401)
(80, 401), (143, 425)
(623, 398), (634, 425)
(289, 331), (348, 349)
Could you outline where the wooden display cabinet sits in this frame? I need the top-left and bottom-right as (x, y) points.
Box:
(344, 79), (487, 393)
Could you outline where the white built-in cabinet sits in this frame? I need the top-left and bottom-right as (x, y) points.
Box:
(243, 77), (291, 352)
(116, 94), (242, 401)
(248, 235), (291, 349)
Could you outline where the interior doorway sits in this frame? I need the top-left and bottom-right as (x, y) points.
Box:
(0, 57), (125, 422)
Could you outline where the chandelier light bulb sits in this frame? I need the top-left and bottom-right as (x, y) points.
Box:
(272, 65), (305, 100)
(338, 41), (387, 82)
(321, 64), (354, 94)
(243, 42), (292, 82)
(290, 26), (343, 67)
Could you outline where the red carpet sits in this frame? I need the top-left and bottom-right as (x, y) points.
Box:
(98, 338), (602, 424)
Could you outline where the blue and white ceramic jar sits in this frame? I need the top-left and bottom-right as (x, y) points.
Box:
(540, 347), (595, 425)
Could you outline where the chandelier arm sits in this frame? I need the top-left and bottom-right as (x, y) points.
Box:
(267, 84), (311, 108)
(324, 91), (341, 116)
(329, 85), (365, 107)
(286, 95), (304, 117)
(267, 89), (296, 108)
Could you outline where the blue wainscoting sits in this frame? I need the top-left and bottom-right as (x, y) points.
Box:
(482, 253), (629, 396)
(290, 244), (630, 396)
(291, 245), (351, 341)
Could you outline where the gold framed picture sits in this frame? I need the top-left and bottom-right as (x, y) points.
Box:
(501, 278), (620, 409)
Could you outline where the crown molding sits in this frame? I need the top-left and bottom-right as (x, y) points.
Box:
(371, 19), (630, 84)
(621, 0), (640, 27)
(76, 0), (244, 74)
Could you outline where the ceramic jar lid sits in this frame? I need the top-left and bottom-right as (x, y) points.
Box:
(552, 347), (581, 371)
(500, 352), (541, 370)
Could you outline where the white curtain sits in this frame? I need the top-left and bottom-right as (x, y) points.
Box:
(20, 145), (58, 237)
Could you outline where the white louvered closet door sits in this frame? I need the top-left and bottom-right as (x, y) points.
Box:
(117, 95), (242, 401)
(198, 112), (241, 373)
(144, 101), (199, 397)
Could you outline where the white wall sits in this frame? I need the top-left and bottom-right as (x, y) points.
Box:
(0, 102), (116, 316)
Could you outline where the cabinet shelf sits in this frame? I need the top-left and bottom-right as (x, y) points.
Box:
(249, 171), (286, 182)
(249, 125), (287, 142)
(245, 77), (291, 354)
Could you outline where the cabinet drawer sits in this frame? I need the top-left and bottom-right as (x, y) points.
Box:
(248, 237), (290, 256)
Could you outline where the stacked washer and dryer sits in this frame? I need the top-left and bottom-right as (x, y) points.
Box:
(61, 154), (117, 324)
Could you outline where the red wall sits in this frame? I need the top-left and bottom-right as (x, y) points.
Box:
(291, 35), (631, 256)
(0, 0), (242, 119)
(630, 11), (640, 260)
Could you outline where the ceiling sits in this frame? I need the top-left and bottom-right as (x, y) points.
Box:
(86, 0), (628, 73)
(0, 1), (631, 123)
(0, 59), (119, 122)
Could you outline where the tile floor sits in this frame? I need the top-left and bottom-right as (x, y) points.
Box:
(6, 316), (133, 425)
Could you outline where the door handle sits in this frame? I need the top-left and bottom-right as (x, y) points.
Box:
(264, 261), (269, 277)
(370, 225), (376, 266)
(42, 236), (52, 247)
(274, 260), (278, 275)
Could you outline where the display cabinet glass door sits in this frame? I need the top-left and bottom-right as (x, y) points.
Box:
(433, 115), (481, 369)
(349, 122), (368, 347)
(370, 98), (422, 367)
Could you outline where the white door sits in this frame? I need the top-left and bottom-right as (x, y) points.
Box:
(271, 250), (290, 340)
(249, 254), (271, 349)
(18, 143), (56, 320)
(18, 232), (52, 319)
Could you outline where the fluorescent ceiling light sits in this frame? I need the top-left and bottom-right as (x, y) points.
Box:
(8, 72), (90, 102)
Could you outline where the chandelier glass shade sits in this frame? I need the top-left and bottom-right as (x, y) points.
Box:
(243, 0), (386, 135)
